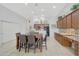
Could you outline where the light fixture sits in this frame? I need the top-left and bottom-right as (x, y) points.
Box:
(53, 6), (56, 8)
(25, 3), (28, 6)
(32, 11), (34, 14)
(35, 3), (38, 6)
(41, 9), (45, 12)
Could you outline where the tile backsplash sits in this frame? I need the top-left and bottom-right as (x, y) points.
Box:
(58, 29), (79, 35)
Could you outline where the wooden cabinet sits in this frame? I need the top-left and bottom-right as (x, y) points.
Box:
(72, 12), (78, 29)
(57, 20), (62, 28)
(54, 33), (63, 45)
(62, 18), (67, 28)
(66, 15), (72, 28)
(57, 21), (60, 28)
(78, 14), (79, 28)
(76, 10), (79, 29)
(59, 20), (63, 28)
(54, 32), (79, 56)
(54, 33), (72, 47)
(64, 37), (72, 47)
(74, 41), (79, 56)
(71, 9), (79, 29)
(57, 9), (79, 29)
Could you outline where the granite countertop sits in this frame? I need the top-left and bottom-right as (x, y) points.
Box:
(65, 35), (79, 42)
(55, 32), (79, 42)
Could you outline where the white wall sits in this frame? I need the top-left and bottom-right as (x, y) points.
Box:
(0, 22), (3, 45)
(0, 5), (27, 44)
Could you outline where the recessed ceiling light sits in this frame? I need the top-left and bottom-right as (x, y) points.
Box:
(25, 3), (28, 6)
(41, 9), (45, 12)
(35, 3), (38, 6)
(53, 6), (56, 8)
(32, 11), (34, 14)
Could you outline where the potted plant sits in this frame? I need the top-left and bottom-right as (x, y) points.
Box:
(70, 3), (79, 11)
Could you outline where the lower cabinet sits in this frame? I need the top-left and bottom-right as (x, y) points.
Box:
(54, 33), (72, 47)
(54, 32), (79, 56)
(63, 37), (72, 47)
(74, 41), (79, 56)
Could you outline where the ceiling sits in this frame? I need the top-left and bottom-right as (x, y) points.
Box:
(0, 3), (75, 24)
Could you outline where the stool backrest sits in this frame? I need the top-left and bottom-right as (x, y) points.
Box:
(19, 34), (26, 43)
(27, 34), (35, 44)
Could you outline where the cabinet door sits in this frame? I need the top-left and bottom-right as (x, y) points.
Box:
(76, 10), (79, 29)
(64, 37), (72, 47)
(57, 21), (60, 28)
(78, 14), (79, 29)
(57, 20), (62, 28)
(60, 20), (63, 28)
(66, 15), (72, 28)
(62, 18), (67, 28)
(74, 41), (79, 56)
(72, 12), (78, 29)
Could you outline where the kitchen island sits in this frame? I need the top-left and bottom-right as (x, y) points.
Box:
(54, 32), (79, 56)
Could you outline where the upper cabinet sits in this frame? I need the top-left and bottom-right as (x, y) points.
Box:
(72, 11), (78, 29)
(66, 15), (72, 28)
(59, 20), (63, 28)
(57, 20), (60, 28)
(57, 8), (79, 29)
(78, 13), (79, 29)
(57, 20), (62, 28)
(76, 10), (79, 29)
(62, 17), (67, 28)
